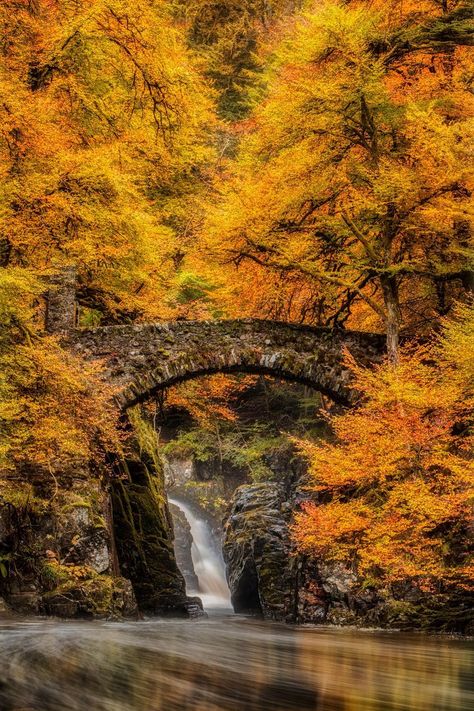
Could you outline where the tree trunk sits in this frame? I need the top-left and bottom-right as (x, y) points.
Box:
(380, 275), (401, 365)
(461, 270), (474, 294)
(0, 238), (11, 267)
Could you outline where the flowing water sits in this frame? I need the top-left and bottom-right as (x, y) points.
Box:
(1, 502), (472, 710)
(168, 497), (232, 610)
(0, 617), (472, 710)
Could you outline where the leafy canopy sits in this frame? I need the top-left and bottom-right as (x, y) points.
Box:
(293, 302), (474, 590)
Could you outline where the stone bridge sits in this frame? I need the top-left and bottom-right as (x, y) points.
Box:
(70, 320), (385, 408)
(46, 269), (385, 408)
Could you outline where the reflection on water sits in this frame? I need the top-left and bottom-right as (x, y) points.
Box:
(0, 616), (472, 711)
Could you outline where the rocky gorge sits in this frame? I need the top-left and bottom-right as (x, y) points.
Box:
(1, 373), (472, 634)
(2, 269), (469, 632)
(0, 454), (469, 636)
(0, 368), (470, 632)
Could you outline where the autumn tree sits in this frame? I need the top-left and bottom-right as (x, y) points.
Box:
(0, 269), (120, 473)
(174, 0), (295, 121)
(293, 302), (474, 608)
(0, 0), (216, 472)
(0, 0), (216, 321)
(205, 0), (473, 360)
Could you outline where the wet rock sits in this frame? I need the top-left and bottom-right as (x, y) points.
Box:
(43, 595), (79, 618)
(0, 478), (128, 620)
(64, 529), (111, 574)
(293, 558), (327, 624)
(223, 483), (295, 620)
(222, 482), (386, 627)
(86, 535), (110, 574)
(164, 458), (195, 488)
(42, 575), (138, 619)
(326, 605), (359, 626)
(58, 501), (113, 575)
(319, 562), (357, 601)
(111, 454), (198, 617)
(0, 596), (12, 616)
(114, 578), (139, 619)
(184, 596), (208, 619)
(7, 591), (40, 615)
(170, 503), (199, 593)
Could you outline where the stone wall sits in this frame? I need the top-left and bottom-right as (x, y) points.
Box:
(45, 266), (77, 334)
(70, 320), (385, 409)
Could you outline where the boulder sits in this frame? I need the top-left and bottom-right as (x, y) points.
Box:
(223, 483), (295, 620)
(42, 575), (138, 619)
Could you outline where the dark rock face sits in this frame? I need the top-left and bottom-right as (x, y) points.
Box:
(223, 483), (295, 619)
(164, 458), (195, 488)
(1, 418), (203, 620)
(0, 449), (202, 620)
(223, 482), (474, 632)
(223, 482), (383, 624)
(71, 320), (385, 409)
(111, 454), (202, 617)
(169, 503), (199, 593)
(57, 503), (111, 573)
(0, 477), (138, 619)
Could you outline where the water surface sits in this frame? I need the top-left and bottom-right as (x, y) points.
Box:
(0, 616), (472, 711)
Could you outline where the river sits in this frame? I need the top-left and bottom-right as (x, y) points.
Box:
(1, 499), (472, 711)
(0, 615), (473, 710)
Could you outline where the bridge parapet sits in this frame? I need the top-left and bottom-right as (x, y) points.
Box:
(71, 320), (385, 408)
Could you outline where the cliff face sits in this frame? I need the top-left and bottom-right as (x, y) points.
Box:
(222, 479), (473, 633)
(0, 411), (200, 619)
(169, 502), (199, 593)
(223, 483), (295, 619)
(111, 454), (202, 617)
(0, 474), (137, 619)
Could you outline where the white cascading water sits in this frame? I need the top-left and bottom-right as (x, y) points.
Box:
(168, 497), (232, 610)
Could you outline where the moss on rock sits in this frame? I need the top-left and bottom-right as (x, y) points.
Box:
(0, 476), (138, 619)
(42, 564), (137, 619)
(111, 407), (198, 616)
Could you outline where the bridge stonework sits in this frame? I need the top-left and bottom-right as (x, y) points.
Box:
(71, 320), (385, 408)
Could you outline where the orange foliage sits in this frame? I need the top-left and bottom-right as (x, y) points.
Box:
(165, 374), (257, 427)
(0, 335), (122, 472)
(293, 303), (474, 590)
(203, 0), (474, 357)
(0, 0), (216, 473)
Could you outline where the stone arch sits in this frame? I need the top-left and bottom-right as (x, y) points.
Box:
(71, 319), (385, 408)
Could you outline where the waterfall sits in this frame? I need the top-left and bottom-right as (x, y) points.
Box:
(169, 497), (232, 610)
